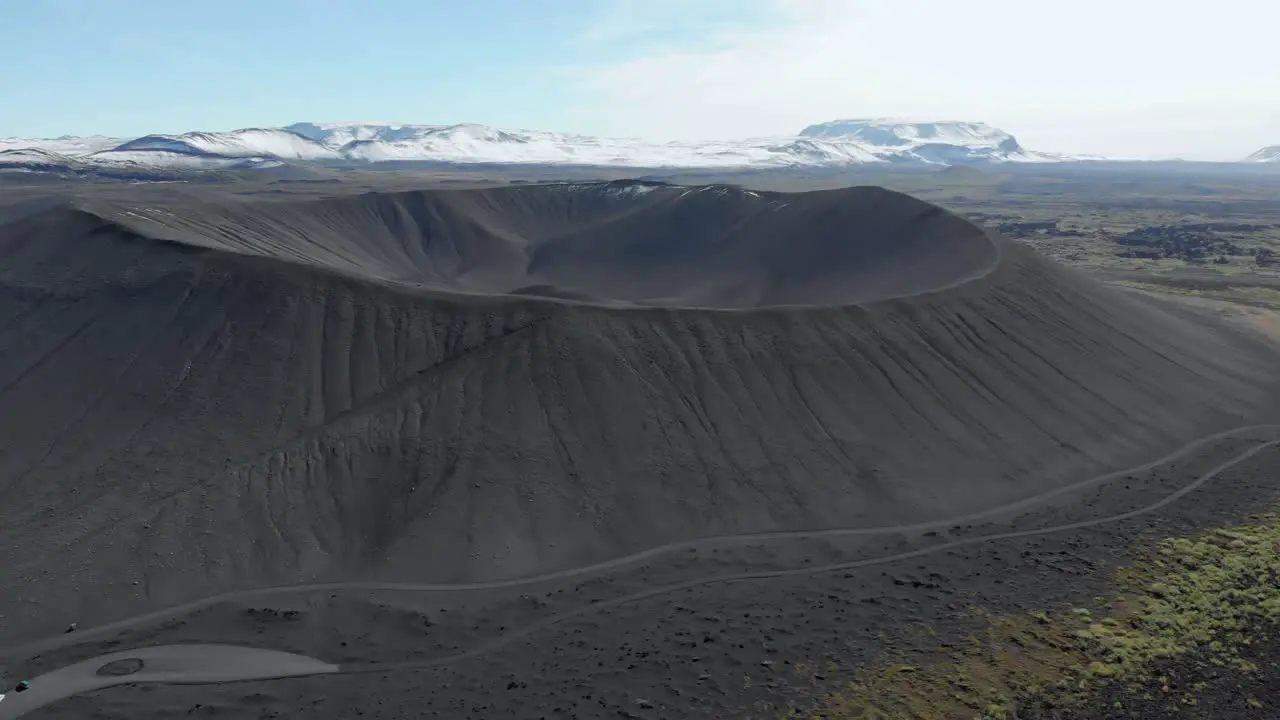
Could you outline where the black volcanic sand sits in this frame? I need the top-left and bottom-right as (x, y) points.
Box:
(11, 434), (1272, 675)
(13, 440), (1280, 719)
(0, 180), (1278, 715)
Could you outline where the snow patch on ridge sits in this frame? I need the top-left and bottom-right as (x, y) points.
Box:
(108, 129), (338, 161)
(0, 134), (125, 157)
(1244, 146), (1280, 163)
(89, 149), (283, 170)
(801, 119), (1020, 150)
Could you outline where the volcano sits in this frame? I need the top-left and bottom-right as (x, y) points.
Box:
(0, 180), (1273, 646)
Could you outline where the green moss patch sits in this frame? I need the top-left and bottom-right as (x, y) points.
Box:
(790, 513), (1280, 719)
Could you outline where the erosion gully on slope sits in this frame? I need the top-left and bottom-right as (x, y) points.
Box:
(9, 423), (1276, 661)
(3, 427), (1277, 720)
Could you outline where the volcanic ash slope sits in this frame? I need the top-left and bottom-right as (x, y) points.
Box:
(0, 182), (1273, 645)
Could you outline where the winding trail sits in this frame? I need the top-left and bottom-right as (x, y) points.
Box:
(7, 424), (1279, 665)
(341, 435), (1280, 677)
(2, 428), (1277, 718)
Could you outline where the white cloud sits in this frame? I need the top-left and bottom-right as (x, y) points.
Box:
(566, 0), (1280, 160)
(572, 0), (770, 51)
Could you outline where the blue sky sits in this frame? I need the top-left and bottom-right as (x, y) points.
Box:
(0, 0), (630, 137)
(0, 0), (765, 139)
(1, 0), (1277, 159)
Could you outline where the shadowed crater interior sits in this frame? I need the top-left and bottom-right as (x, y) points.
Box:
(80, 180), (1000, 309)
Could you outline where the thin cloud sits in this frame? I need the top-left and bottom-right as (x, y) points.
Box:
(564, 0), (1280, 159)
(573, 0), (772, 52)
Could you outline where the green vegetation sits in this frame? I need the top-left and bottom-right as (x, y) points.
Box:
(1077, 523), (1280, 681)
(788, 513), (1280, 719)
(635, 164), (1280, 281)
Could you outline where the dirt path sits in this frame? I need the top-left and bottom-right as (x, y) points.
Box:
(8, 423), (1275, 662)
(4, 432), (1275, 720)
(339, 436), (1280, 677)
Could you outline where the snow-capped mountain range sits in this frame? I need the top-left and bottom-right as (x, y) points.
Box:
(4, 118), (1273, 172)
(0, 119), (1111, 173)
